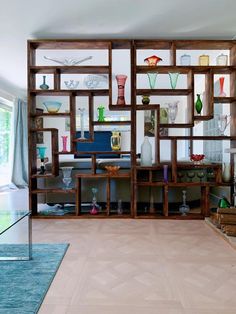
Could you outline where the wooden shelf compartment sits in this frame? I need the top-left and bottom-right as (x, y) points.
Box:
(29, 65), (110, 74)
(136, 89), (192, 96)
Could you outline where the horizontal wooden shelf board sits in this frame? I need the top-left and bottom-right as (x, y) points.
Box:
(29, 40), (112, 49)
(31, 189), (76, 194)
(72, 138), (94, 143)
(135, 105), (160, 110)
(214, 97), (236, 103)
(76, 173), (131, 178)
(75, 151), (131, 155)
(108, 105), (132, 111)
(194, 115), (214, 120)
(159, 123), (193, 128)
(92, 121), (131, 125)
(136, 66), (235, 74)
(30, 89), (109, 96)
(32, 113), (70, 117)
(31, 173), (55, 178)
(30, 128), (58, 132)
(29, 65), (109, 74)
(136, 89), (192, 95)
(159, 136), (236, 140)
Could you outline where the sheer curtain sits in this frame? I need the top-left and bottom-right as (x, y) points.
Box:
(11, 98), (28, 187)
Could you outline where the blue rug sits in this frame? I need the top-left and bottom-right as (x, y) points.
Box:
(0, 243), (69, 314)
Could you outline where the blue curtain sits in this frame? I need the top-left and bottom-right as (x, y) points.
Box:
(11, 98), (28, 187)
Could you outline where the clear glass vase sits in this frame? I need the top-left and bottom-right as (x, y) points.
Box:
(61, 167), (73, 190)
(167, 102), (178, 124)
(78, 108), (85, 139)
(179, 190), (190, 216)
(217, 114), (230, 135)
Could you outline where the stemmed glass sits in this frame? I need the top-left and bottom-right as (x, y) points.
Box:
(177, 172), (185, 182)
(197, 171), (205, 182)
(187, 171), (195, 182)
(61, 167), (73, 189)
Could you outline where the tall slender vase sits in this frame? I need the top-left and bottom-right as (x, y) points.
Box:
(116, 75), (127, 105)
(168, 72), (179, 89)
(195, 94), (203, 115)
(61, 136), (68, 153)
(219, 77), (226, 97)
(37, 146), (47, 174)
(78, 108), (85, 139)
(147, 72), (158, 89)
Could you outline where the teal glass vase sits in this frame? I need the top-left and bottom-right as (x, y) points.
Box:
(168, 72), (179, 89)
(39, 76), (49, 90)
(147, 72), (158, 89)
(195, 94), (203, 115)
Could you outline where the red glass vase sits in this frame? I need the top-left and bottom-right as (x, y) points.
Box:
(219, 77), (226, 97)
(61, 136), (68, 153)
(116, 75), (127, 105)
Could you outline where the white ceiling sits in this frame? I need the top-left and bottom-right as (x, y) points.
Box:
(0, 0), (236, 97)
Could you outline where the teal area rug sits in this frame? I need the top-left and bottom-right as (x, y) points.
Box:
(0, 243), (69, 314)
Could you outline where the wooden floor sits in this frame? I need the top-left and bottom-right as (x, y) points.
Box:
(1, 189), (236, 314)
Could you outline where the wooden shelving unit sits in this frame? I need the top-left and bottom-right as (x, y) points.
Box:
(28, 39), (236, 218)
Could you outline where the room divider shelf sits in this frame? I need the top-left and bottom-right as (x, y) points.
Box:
(28, 38), (236, 218)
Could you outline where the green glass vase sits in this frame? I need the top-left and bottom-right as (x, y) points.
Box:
(195, 94), (203, 115)
(218, 196), (231, 208)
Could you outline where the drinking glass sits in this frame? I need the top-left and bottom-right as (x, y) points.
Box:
(187, 171), (195, 182)
(197, 171), (205, 182)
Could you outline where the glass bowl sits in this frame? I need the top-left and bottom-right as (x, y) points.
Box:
(43, 101), (62, 113)
(84, 74), (108, 89)
(190, 154), (205, 164)
(64, 80), (79, 89)
(105, 166), (120, 175)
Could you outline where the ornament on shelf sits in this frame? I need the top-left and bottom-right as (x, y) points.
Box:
(163, 165), (168, 183)
(147, 72), (158, 89)
(167, 101), (179, 124)
(144, 55), (162, 66)
(217, 114), (230, 136)
(168, 72), (179, 89)
(179, 190), (190, 216)
(219, 76), (226, 97)
(111, 131), (121, 151)
(90, 188), (99, 215)
(180, 54), (191, 66)
(61, 167), (73, 190)
(216, 53), (228, 66)
(142, 95), (150, 105)
(78, 108), (85, 139)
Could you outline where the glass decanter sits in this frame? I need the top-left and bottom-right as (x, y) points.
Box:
(61, 167), (73, 190)
(179, 190), (190, 216)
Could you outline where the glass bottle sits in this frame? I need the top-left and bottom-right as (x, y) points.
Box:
(141, 136), (152, 167)
(180, 54), (191, 66)
(199, 54), (209, 66)
(39, 75), (49, 90)
(195, 94), (203, 115)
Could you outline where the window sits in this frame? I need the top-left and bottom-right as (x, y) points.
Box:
(0, 99), (13, 186)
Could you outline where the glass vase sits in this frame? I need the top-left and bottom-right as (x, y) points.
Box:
(168, 72), (179, 89)
(195, 94), (203, 115)
(141, 136), (152, 166)
(219, 77), (226, 97)
(179, 190), (190, 216)
(61, 167), (73, 190)
(142, 95), (150, 105)
(163, 165), (168, 183)
(111, 131), (121, 151)
(167, 102), (178, 124)
(39, 75), (49, 90)
(78, 108), (85, 139)
(97, 105), (105, 122)
(217, 114), (230, 135)
(116, 75), (127, 105)
(61, 136), (68, 153)
(147, 72), (158, 89)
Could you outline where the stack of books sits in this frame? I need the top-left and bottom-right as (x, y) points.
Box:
(211, 208), (236, 236)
